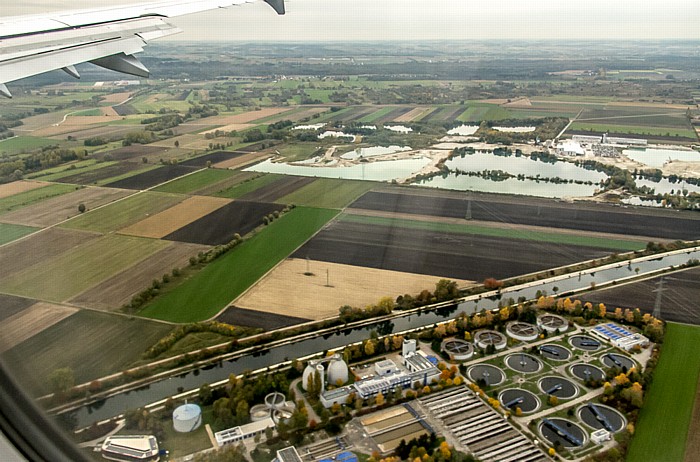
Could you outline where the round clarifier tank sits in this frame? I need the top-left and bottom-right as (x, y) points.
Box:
(569, 335), (602, 351)
(538, 376), (578, 400)
(600, 353), (636, 371)
(539, 418), (587, 449)
(505, 353), (542, 373)
(250, 404), (271, 422)
(570, 363), (605, 382)
(442, 338), (474, 361)
(173, 403), (202, 433)
(499, 388), (540, 413)
(506, 322), (539, 342)
(467, 364), (505, 386)
(537, 314), (568, 333)
(474, 329), (507, 350)
(538, 344), (571, 361)
(577, 403), (626, 433)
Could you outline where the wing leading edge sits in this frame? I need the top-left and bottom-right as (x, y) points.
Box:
(0, 0), (285, 97)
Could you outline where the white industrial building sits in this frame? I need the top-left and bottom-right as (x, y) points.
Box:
(557, 140), (585, 156)
(215, 418), (275, 446)
(590, 322), (649, 351)
(100, 435), (159, 462)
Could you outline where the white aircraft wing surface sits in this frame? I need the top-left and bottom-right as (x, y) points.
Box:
(0, 0), (285, 97)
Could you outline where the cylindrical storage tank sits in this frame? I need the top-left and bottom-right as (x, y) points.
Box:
(316, 364), (325, 391)
(302, 364), (316, 391)
(265, 392), (286, 410)
(173, 403), (202, 433)
(327, 359), (349, 386)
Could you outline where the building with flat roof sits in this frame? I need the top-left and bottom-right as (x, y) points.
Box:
(215, 418), (275, 446)
(100, 435), (159, 462)
(590, 322), (649, 351)
(275, 446), (303, 462)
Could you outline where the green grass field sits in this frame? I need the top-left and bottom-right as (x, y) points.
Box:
(33, 161), (119, 182)
(138, 206), (338, 323)
(339, 214), (645, 251)
(275, 143), (321, 162)
(213, 173), (282, 199)
(61, 191), (184, 233)
(277, 178), (376, 209)
(0, 223), (39, 245)
(152, 169), (237, 194)
(360, 107), (395, 123)
(70, 108), (102, 117)
(569, 122), (697, 139)
(0, 184), (77, 214)
(457, 104), (511, 122)
(0, 136), (58, 154)
(1, 310), (173, 396)
(627, 323), (700, 462)
(0, 234), (169, 302)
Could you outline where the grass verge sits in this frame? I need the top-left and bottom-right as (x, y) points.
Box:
(138, 206), (339, 323)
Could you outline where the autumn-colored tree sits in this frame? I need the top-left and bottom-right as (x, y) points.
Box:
(375, 392), (385, 406)
(484, 278), (504, 290)
(515, 406), (523, 417)
(464, 331), (472, 341)
(422, 385), (431, 395)
(614, 372), (630, 387)
(597, 303), (606, 318)
(453, 376), (463, 386)
(364, 339), (376, 356)
(548, 395), (559, 406)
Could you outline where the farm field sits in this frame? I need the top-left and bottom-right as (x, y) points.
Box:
(0, 294), (36, 322)
(627, 323), (700, 462)
(163, 200), (285, 245)
(291, 220), (622, 282)
(191, 171), (259, 196)
(177, 151), (246, 168)
(238, 175), (315, 202)
(349, 190), (700, 240)
(0, 228), (101, 277)
(0, 183), (77, 214)
(340, 213), (645, 251)
(69, 241), (209, 311)
(0, 234), (169, 302)
(216, 306), (309, 330)
(0, 180), (47, 199)
(152, 168), (238, 194)
(568, 122), (697, 140)
(276, 178), (376, 209)
(99, 145), (167, 161)
(213, 151), (271, 169)
(213, 173), (282, 199)
(62, 191), (185, 234)
(235, 258), (470, 321)
(0, 186), (131, 227)
(585, 267), (700, 325)
(139, 206), (338, 323)
(120, 195), (231, 239)
(0, 302), (77, 353)
(54, 161), (145, 185)
(0, 136), (58, 154)
(1, 310), (173, 396)
(105, 165), (199, 190)
(0, 223), (39, 245)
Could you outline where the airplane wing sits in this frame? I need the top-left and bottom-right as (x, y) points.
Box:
(0, 0), (285, 97)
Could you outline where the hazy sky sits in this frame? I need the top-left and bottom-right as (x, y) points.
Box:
(2, 0), (699, 41)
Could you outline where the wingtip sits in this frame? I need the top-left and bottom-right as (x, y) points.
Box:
(0, 84), (11, 99)
(264, 0), (285, 15)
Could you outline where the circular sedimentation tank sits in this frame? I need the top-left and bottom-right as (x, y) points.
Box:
(578, 403), (626, 433)
(539, 418), (587, 449)
(505, 353), (542, 374)
(265, 392), (286, 409)
(537, 314), (568, 333)
(570, 363), (606, 382)
(538, 376), (579, 400)
(250, 404), (271, 422)
(506, 322), (539, 342)
(499, 388), (540, 414)
(474, 329), (507, 350)
(442, 338), (474, 361)
(600, 353), (635, 371)
(538, 344), (572, 361)
(172, 403), (202, 433)
(467, 364), (505, 386)
(569, 335), (602, 351)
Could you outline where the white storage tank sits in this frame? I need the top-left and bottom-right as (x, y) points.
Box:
(173, 403), (202, 433)
(327, 359), (349, 386)
(302, 364), (317, 391)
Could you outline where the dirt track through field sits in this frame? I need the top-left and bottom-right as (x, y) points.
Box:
(0, 181), (47, 199)
(120, 196), (231, 239)
(0, 302), (77, 353)
(235, 258), (471, 320)
(0, 186), (130, 227)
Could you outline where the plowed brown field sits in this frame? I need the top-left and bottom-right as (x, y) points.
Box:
(120, 195), (231, 238)
(0, 302), (77, 353)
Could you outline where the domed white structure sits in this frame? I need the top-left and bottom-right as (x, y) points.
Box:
(327, 358), (349, 386)
(173, 403), (202, 433)
(302, 364), (317, 391)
